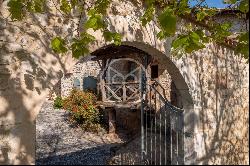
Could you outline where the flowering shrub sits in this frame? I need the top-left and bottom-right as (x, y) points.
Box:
(63, 89), (101, 132)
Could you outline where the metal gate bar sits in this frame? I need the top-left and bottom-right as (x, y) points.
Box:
(140, 79), (184, 165)
(108, 73), (184, 165)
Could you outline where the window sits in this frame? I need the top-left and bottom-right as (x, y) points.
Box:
(151, 65), (158, 79)
(73, 78), (81, 89)
(83, 76), (97, 93)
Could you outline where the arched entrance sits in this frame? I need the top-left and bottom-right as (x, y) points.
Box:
(89, 44), (191, 165)
(37, 43), (195, 165)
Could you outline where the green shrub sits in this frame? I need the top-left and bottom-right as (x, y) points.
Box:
(63, 89), (101, 132)
(53, 96), (63, 109)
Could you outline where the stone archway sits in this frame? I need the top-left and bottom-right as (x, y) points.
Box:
(102, 43), (195, 164)
(51, 42), (196, 164)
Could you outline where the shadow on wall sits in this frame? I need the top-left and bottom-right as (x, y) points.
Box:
(191, 44), (248, 165)
(0, 48), (37, 164)
(0, 2), (76, 164)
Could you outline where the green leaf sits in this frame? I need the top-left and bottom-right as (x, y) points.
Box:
(221, 23), (231, 30)
(206, 8), (217, 17)
(27, 0), (45, 13)
(145, 0), (154, 4)
(236, 43), (249, 59)
(80, 32), (96, 44)
(141, 18), (147, 27)
(236, 32), (249, 60)
(71, 41), (89, 59)
(7, 0), (25, 21)
(172, 35), (189, 49)
(85, 17), (98, 29)
(239, 0), (249, 13)
(84, 14), (105, 31)
(238, 32), (249, 43)
(223, 0), (238, 4)
(103, 30), (121, 45)
(196, 8), (217, 22)
(176, 0), (191, 15)
(88, 9), (97, 16)
(156, 31), (165, 40)
(70, 33), (95, 58)
(190, 32), (200, 42)
(103, 31), (113, 42)
(94, 0), (111, 14)
(60, 0), (72, 14)
(140, 5), (155, 26)
(51, 37), (68, 54)
(171, 30), (207, 55)
(212, 23), (232, 42)
(113, 33), (121, 45)
(196, 11), (207, 21)
(158, 7), (177, 37)
(196, 29), (209, 43)
(189, 31), (206, 51)
(70, 0), (78, 8)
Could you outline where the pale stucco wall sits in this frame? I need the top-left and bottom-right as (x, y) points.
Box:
(0, 0), (248, 165)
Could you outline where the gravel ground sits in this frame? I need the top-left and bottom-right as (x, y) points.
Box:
(36, 101), (127, 165)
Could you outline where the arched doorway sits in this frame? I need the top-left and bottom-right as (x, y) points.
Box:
(90, 44), (189, 165)
(37, 43), (195, 165)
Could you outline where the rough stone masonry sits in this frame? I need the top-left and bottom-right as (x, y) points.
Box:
(0, 0), (249, 165)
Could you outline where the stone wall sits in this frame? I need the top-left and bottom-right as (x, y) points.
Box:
(0, 0), (77, 164)
(184, 44), (249, 165)
(61, 56), (101, 97)
(151, 51), (179, 106)
(0, 0), (248, 165)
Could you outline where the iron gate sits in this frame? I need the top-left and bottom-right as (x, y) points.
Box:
(109, 79), (184, 165)
(138, 54), (184, 165)
(106, 57), (184, 165)
(140, 79), (184, 165)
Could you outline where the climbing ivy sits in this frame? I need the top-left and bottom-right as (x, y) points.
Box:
(6, 0), (249, 61)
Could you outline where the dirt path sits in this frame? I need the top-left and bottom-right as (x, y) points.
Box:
(35, 101), (126, 165)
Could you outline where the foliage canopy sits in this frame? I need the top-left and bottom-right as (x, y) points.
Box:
(6, 0), (249, 61)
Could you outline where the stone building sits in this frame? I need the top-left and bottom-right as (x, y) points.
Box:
(0, 0), (249, 165)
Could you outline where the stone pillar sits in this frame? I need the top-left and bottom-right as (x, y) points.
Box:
(108, 108), (116, 134)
